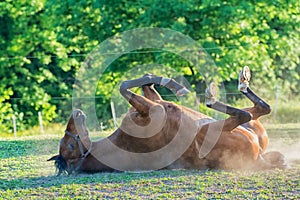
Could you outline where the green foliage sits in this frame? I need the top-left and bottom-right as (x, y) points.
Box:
(0, 0), (299, 131)
(0, 0), (65, 130)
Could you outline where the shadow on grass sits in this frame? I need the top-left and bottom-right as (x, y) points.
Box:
(1, 167), (299, 192)
(0, 169), (206, 190)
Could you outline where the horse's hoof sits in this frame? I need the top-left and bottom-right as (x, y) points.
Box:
(238, 66), (251, 92)
(205, 82), (217, 105)
(277, 164), (289, 170)
(176, 87), (190, 96)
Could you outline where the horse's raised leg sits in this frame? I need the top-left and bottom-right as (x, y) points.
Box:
(142, 84), (163, 101)
(140, 74), (163, 101)
(205, 82), (252, 131)
(238, 66), (271, 153)
(238, 66), (271, 119)
(238, 67), (286, 168)
(204, 66), (269, 128)
(121, 74), (189, 99)
(198, 83), (256, 169)
(120, 74), (189, 115)
(204, 82), (284, 170)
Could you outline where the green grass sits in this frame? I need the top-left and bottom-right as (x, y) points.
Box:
(1, 168), (299, 199)
(0, 127), (300, 199)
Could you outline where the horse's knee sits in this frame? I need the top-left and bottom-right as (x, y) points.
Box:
(238, 110), (252, 124)
(120, 81), (129, 94)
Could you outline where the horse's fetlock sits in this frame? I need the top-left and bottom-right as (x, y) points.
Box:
(256, 101), (271, 115)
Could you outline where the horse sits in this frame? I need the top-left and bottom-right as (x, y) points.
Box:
(48, 66), (286, 175)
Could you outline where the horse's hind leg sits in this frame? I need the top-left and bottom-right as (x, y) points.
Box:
(238, 66), (271, 153)
(205, 82), (252, 131)
(238, 66), (271, 119)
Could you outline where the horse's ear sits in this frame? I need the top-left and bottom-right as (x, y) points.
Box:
(47, 155), (59, 161)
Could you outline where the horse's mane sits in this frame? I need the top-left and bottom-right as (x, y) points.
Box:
(54, 155), (68, 176)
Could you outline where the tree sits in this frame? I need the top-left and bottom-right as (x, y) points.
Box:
(0, 0), (299, 132)
(0, 0), (69, 131)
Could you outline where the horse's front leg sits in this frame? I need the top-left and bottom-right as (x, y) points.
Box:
(205, 82), (252, 131)
(120, 74), (189, 114)
(201, 82), (257, 169)
(120, 74), (189, 100)
(142, 84), (163, 101)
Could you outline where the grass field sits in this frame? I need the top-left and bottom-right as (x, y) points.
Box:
(0, 125), (299, 199)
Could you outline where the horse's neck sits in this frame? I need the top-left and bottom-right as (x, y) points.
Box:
(82, 142), (115, 172)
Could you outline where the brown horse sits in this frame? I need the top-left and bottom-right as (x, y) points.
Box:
(48, 66), (286, 175)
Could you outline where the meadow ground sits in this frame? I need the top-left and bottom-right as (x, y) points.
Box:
(0, 124), (299, 199)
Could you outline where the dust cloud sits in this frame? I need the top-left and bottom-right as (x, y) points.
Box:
(267, 138), (300, 166)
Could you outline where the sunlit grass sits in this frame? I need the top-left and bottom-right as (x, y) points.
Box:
(1, 165), (299, 199)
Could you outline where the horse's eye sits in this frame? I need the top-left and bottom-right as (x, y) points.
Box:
(68, 143), (75, 150)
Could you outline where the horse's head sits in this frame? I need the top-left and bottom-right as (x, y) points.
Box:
(48, 109), (92, 175)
